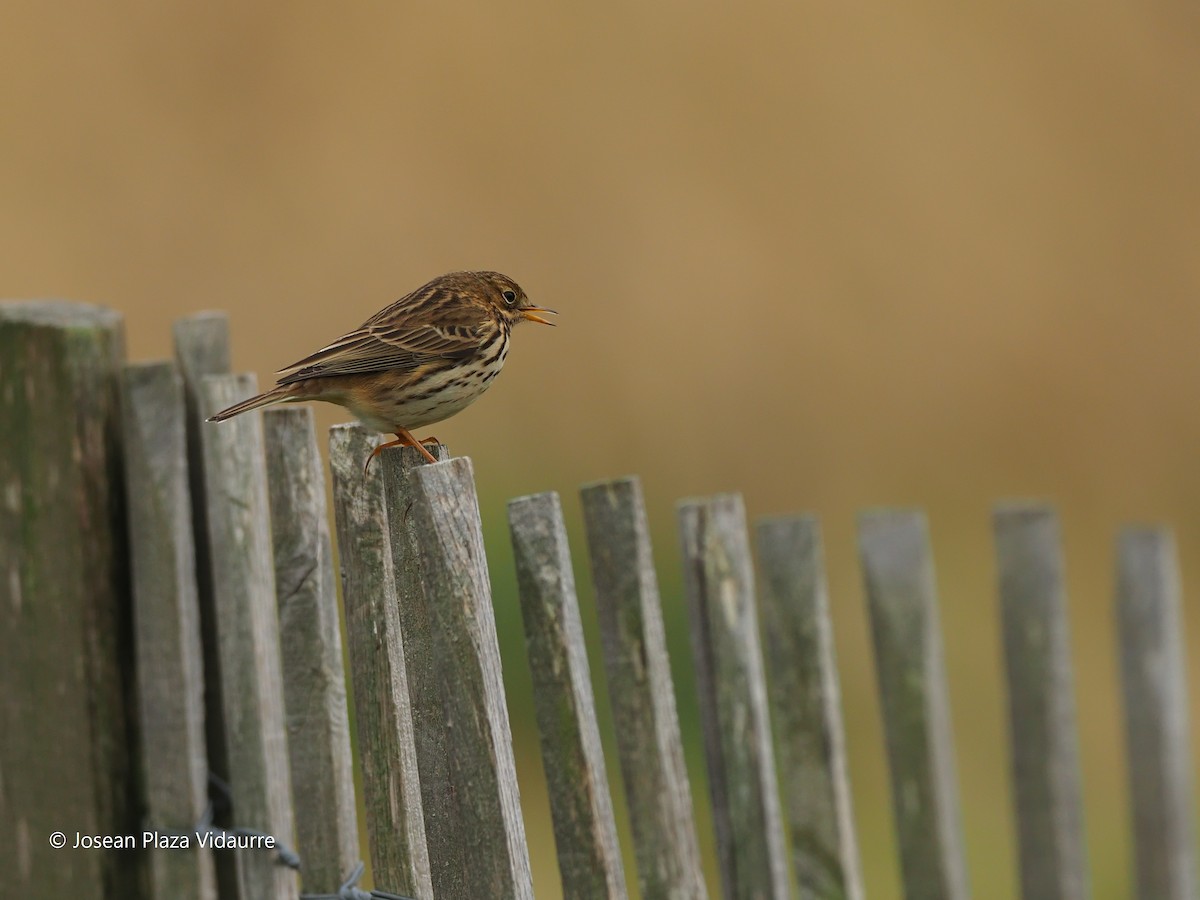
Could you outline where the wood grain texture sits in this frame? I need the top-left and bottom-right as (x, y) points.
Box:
(993, 504), (1088, 900)
(755, 515), (863, 900)
(679, 494), (789, 900)
(0, 302), (140, 898)
(263, 408), (359, 894)
(508, 491), (628, 900)
(858, 509), (968, 900)
(384, 453), (533, 899)
(579, 477), (708, 900)
(172, 311), (233, 894)
(198, 374), (296, 900)
(1116, 527), (1197, 900)
(171, 313), (230, 618)
(121, 361), (217, 900)
(327, 424), (432, 898)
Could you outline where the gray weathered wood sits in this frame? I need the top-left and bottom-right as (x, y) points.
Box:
(263, 408), (359, 894)
(993, 504), (1089, 900)
(172, 315), (229, 610)
(174, 312), (231, 389)
(375, 437), (453, 898)
(1116, 527), (1198, 900)
(389, 452), (533, 897)
(171, 316), (230, 604)
(679, 494), (789, 900)
(383, 453), (534, 898)
(171, 314), (230, 611)
(121, 361), (217, 900)
(756, 515), (863, 900)
(508, 491), (628, 900)
(198, 374), (296, 900)
(172, 311), (233, 894)
(327, 424), (432, 897)
(0, 302), (140, 898)
(858, 509), (969, 900)
(580, 477), (708, 900)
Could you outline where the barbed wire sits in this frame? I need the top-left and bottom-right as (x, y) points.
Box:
(147, 773), (414, 900)
(298, 860), (415, 900)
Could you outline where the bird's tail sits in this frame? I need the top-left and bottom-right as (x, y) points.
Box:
(206, 385), (294, 422)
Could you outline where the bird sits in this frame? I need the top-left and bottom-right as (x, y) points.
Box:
(207, 270), (555, 467)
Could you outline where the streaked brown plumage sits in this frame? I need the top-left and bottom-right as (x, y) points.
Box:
(207, 270), (554, 465)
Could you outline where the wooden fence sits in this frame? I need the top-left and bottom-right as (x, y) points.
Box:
(1, 301), (1197, 900)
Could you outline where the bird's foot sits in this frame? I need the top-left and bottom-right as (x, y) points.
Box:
(363, 428), (439, 474)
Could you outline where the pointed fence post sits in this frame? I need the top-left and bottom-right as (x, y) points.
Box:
(678, 494), (789, 900)
(756, 514), (863, 900)
(508, 491), (628, 899)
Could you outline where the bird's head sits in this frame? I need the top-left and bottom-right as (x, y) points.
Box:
(474, 271), (557, 327)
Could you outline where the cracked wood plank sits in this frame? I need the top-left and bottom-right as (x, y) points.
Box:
(678, 493), (789, 900)
(263, 408), (359, 894)
(383, 452), (533, 899)
(197, 373), (296, 900)
(122, 360), (216, 899)
(328, 425), (432, 898)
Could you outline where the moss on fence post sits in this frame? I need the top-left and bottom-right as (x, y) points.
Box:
(508, 491), (629, 899)
(0, 301), (139, 898)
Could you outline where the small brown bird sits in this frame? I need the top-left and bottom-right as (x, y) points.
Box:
(208, 270), (555, 466)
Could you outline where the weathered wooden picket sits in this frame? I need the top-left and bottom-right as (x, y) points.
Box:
(2, 302), (1197, 900)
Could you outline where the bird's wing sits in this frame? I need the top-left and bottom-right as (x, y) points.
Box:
(275, 317), (497, 383)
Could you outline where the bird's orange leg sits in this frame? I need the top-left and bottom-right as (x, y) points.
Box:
(399, 428), (441, 462)
(364, 427), (439, 474)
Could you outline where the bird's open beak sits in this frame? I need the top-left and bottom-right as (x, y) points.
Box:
(521, 306), (558, 326)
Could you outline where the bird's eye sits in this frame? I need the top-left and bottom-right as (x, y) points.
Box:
(502, 290), (517, 305)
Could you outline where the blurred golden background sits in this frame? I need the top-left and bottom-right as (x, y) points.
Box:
(5, 2), (1200, 897)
